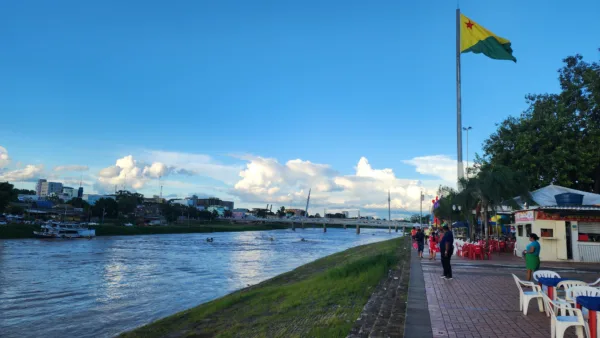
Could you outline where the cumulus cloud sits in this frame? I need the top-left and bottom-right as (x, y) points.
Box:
(53, 165), (89, 172)
(142, 150), (241, 184)
(403, 155), (457, 183)
(0, 146), (10, 168)
(229, 155), (441, 214)
(0, 164), (44, 182)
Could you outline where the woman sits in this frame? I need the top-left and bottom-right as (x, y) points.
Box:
(429, 230), (439, 260)
(522, 233), (541, 281)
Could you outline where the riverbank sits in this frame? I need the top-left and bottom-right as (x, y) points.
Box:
(0, 222), (288, 239)
(121, 237), (409, 337)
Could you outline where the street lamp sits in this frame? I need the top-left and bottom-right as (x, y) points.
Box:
(450, 205), (461, 229)
(462, 126), (473, 177)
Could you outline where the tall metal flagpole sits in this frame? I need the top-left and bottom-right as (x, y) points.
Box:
(456, 8), (464, 186)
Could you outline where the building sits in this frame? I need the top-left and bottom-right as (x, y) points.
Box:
(39, 181), (63, 197)
(285, 209), (306, 217)
(195, 197), (234, 210)
(512, 185), (600, 262)
(207, 206), (226, 216)
(62, 187), (76, 199)
(232, 208), (249, 219)
(77, 187), (84, 198)
(36, 179), (47, 196)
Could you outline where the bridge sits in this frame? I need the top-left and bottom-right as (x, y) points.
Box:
(225, 217), (416, 234)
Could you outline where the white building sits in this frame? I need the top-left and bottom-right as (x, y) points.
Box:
(39, 181), (63, 197)
(62, 187), (76, 199)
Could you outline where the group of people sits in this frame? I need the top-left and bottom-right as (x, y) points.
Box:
(411, 225), (454, 280)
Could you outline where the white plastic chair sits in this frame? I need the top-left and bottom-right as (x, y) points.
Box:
(542, 293), (590, 338)
(534, 270), (561, 282)
(571, 286), (600, 319)
(555, 281), (589, 308)
(513, 241), (519, 256)
(588, 278), (600, 287)
(512, 274), (545, 315)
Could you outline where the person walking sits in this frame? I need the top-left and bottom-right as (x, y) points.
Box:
(415, 228), (425, 258)
(440, 225), (454, 280)
(523, 233), (541, 281)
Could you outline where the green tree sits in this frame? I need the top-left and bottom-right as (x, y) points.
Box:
(116, 190), (143, 215)
(314, 213), (321, 218)
(223, 209), (233, 218)
(211, 210), (219, 220)
(482, 52), (600, 192)
(460, 164), (530, 241)
(277, 206), (286, 217)
(92, 198), (118, 219)
(0, 182), (17, 213)
(14, 188), (36, 195)
(67, 197), (90, 210)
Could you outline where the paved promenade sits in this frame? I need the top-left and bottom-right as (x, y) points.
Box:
(409, 249), (600, 338)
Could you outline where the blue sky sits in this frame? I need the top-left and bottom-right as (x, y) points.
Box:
(1, 0), (599, 217)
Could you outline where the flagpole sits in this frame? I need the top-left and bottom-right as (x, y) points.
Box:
(456, 8), (464, 186)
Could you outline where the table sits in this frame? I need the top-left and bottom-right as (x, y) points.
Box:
(577, 296), (600, 338)
(537, 277), (570, 300)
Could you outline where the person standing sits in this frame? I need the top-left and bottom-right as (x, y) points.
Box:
(415, 228), (425, 258)
(523, 233), (541, 281)
(428, 230), (439, 260)
(439, 225), (454, 280)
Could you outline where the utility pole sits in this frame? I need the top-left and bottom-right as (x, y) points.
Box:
(420, 191), (423, 227)
(388, 190), (391, 233)
(463, 126), (472, 178)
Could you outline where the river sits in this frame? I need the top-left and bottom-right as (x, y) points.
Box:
(0, 227), (402, 337)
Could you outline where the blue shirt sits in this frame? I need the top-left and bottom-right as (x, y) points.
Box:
(439, 231), (454, 251)
(526, 241), (541, 256)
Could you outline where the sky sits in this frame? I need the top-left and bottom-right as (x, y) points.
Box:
(1, 0), (599, 218)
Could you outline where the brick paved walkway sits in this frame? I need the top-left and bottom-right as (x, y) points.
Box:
(421, 250), (599, 338)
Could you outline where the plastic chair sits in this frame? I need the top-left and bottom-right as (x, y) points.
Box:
(513, 241), (519, 256)
(588, 278), (600, 287)
(534, 270), (561, 282)
(483, 245), (493, 260)
(555, 281), (589, 306)
(473, 246), (484, 260)
(512, 274), (545, 315)
(542, 293), (590, 338)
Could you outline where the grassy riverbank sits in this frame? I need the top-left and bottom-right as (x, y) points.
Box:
(121, 237), (409, 338)
(0, 222), (289, 239)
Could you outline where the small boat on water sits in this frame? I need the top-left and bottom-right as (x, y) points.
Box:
(33, 222), (96, 239)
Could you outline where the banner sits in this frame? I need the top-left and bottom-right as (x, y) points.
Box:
(515, 210), (534, 222)
(536, 211), (600, 223)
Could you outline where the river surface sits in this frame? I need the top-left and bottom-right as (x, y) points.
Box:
(0, 228), (402, 337)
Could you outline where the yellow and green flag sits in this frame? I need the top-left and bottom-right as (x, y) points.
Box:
(460, 13), (516, 62)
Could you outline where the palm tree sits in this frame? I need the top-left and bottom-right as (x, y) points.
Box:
(460, 164), (530, 242)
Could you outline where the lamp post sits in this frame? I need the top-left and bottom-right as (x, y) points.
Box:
(462, 126), (472, 178)
(451, 204), (462, 230)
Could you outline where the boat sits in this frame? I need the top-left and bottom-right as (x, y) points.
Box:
(33, 222), (96, 239)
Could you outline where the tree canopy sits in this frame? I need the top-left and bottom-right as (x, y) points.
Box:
(0, 182), (17, 213)
(481, 52), (600, 192)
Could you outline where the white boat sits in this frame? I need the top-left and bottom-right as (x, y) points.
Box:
(33, 222), (96, 239)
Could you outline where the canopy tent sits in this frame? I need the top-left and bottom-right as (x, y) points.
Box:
(513, 184), (600, 208)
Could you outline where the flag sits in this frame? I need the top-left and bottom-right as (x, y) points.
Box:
(460, 13), (516, 62)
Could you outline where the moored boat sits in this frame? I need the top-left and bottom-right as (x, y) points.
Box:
(33, 222), (96, 239)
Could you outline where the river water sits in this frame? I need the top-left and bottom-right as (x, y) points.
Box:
(0, 228), (402, 337)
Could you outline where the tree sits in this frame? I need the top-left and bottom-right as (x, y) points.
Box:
(211, 210), (219, 220)
(223, 209), (233, 218)
(482, 52), (600, 192)
(6, 204), (25, 215)
(0, 182), (17, 213)
(277, 206), (286, 217)
(116, 190), (143, 215)
(47, 195), (63, 204)
(92, 198), (118, 219)
(314, 213), (321, 218)
(256, 209), (267, 218)
(14, 188), (36, 195)
(67, 198), (90, 210)
(460, 164), (530, 241)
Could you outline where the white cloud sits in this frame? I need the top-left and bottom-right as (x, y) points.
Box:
(97, 155), (148, 190)
(53, 165), (89, 172)
(0, 164), (44, 182)
(142, 150), (241, 184)
(0, 146), (10, 168)
(404, 155), (458, 183)
(230, 155), (443, 214)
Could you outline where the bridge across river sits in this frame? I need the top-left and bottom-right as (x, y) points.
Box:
(226, 217), (415, 234)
